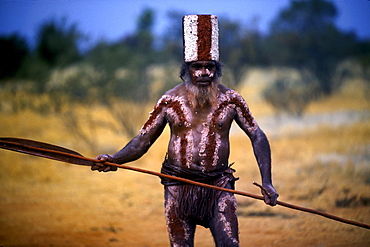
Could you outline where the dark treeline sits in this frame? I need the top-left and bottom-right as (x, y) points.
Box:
(1, 0), (369, 116)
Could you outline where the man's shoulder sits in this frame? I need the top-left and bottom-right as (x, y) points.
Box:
(218, 84), (242, 98)
(155, 83), (187, 104)
(164, 83), (186, 96)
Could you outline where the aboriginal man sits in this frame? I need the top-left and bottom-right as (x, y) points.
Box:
(91, 15), (278, 247)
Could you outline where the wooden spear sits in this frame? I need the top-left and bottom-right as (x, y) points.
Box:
(0, 137), (369, 230)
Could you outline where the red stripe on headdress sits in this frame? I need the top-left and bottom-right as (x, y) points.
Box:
(197, 15), (212, 61)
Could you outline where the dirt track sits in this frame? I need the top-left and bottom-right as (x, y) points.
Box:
(0, 154), (369, 247)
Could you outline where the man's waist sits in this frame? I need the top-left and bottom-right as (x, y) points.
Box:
(160, 159), (235, 185)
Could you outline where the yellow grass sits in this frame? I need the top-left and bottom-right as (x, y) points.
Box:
(0, 77), (369, 246)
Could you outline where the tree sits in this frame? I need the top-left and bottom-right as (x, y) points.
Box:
(219, 16), (267, 86)
(161, 10), (185, 63)
(84, 8), (159, 103)
(36, 18), (83, 67)
(120, 8), (157, 101)
(0, 34), (29, 79)
(266, 0), (358, 94)
(121, 8), (155, 56)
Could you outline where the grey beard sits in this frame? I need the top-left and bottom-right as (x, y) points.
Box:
(185, 80), (219, 109)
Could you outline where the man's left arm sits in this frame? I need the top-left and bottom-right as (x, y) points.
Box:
(232, 91), (279, 206)
(249, 127), (279, 206)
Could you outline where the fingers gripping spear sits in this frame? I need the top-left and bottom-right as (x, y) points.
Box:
(0, 137), (369, 230)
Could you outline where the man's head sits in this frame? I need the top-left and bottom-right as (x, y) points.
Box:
(180, 60), (223, 108)
(181, 14), (221, 108)
(180, 60), (223, 85)
(181, 13), (221, 85)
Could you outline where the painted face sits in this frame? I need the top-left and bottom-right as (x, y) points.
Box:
(189, 61), (217, 86)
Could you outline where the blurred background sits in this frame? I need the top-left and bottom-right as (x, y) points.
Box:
(0, 0), (369, 246)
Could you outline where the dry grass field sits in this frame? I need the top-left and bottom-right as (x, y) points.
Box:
(0, 73), (369, 246)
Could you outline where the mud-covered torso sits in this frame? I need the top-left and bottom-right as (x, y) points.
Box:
(140, 84), (257, 173)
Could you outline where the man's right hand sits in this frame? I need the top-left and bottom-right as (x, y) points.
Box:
(91, 154), (118, 172)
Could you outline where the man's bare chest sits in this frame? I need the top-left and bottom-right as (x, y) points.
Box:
(166, 100), (235, 132)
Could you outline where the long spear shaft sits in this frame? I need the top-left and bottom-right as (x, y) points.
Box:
(0, 138), (369, 230)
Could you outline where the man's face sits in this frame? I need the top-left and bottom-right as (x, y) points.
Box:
(189, 61), (217, 87)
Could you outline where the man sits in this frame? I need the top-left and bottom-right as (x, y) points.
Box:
(92, 14), (278, 247)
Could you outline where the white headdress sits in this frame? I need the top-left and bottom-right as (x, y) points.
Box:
(182, 14), (219, 62)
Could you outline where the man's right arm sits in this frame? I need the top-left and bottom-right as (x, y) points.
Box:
(113, 129), (165, 164)
(91, 104), (168, 172)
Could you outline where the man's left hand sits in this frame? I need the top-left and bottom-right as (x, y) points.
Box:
(261, 183), (279, 206)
